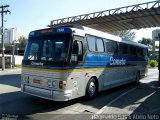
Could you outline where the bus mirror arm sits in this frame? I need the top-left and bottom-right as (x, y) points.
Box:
(71, 54), (78, 63)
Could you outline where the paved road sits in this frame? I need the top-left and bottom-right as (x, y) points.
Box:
(0, 68), (159, 120)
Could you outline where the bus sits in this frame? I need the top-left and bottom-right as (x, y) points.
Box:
(21, 25), (148, 101)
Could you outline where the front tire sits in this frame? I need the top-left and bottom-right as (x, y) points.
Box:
(86, 78), (97, 99)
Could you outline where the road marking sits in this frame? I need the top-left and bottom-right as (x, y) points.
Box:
(96, 87), (137, 114)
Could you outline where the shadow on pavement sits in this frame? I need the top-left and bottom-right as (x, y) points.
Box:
(0, 82), (137, 115)
(128, 81), (160, 117)
(0, 91), (81, 115)
(0, 74), (21, 88)
(108, 81), (159, 108)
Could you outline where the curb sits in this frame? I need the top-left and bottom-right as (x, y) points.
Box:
(0, 67), (21, 74)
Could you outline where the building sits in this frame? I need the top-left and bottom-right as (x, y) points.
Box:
(152, 29), (159, 60)
(3, 28), (21, 43)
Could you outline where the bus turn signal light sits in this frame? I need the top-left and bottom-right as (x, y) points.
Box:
(59, 81), (67, 89)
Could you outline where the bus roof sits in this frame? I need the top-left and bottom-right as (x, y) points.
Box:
(71, 25), (148, 48)
(30, 25), (148, 48)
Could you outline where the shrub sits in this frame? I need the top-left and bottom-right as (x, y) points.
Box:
(15, 64), (22, 68)
(149, 60), (158, 67)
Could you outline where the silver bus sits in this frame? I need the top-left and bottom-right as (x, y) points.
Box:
(21, 25), (148, 101)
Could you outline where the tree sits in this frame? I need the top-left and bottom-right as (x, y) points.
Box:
(138, 38), (156, 59)
(111, 30), (136, 41)
(18, 36), (28, 50)
(138, 38), (154, 46)
(138, 37), (155, 53)
(4, 43), (12, 50)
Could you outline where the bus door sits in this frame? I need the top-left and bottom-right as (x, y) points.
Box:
(69, 36), (86, 95)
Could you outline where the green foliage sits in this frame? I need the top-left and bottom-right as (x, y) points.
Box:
(111, 30), (136, 41)
(149, 60), (158, 67)
(1, 36), (27, 51)
(4, 43), (12, 50)
(18, 36), (28, 50)
(138, 38), (154, 46)
(138, 38), (156, 58)
(15, 64), (22, 68)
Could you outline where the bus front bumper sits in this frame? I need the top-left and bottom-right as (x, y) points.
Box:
(21, 84), (72, 101)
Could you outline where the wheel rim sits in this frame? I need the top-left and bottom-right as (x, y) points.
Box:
(88, 81), (96, 97)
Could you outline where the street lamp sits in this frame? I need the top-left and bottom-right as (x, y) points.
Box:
(152, 29), (160, 82)
(14, 40), (19, 55)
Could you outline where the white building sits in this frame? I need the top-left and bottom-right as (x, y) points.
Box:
(4, 28), (21, 43)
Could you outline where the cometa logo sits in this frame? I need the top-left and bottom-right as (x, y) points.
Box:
(31, 62), (44, 66)
(109, 57), (126, 66)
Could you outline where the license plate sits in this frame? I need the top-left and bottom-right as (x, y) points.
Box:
(33, 79), (41, 84)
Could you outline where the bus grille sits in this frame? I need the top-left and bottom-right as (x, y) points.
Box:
(24, 85), (52, 99)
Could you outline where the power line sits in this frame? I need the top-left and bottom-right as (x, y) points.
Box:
(0, 5), (11, 71)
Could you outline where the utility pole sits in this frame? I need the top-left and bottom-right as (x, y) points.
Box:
(158, 34), (160, 82)
(0, 5), (10, 71)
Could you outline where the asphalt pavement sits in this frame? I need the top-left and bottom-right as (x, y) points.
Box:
(96, 68), (160, 119)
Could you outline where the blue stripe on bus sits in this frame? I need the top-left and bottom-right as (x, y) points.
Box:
(84, 54), (146, 67)
(23, 54), (147, 70)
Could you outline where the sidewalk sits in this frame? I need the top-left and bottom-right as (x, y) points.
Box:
(0, 67), (21, 75)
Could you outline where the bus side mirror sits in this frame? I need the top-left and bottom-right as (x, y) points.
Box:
(71, 40), (83, 63)
(71, 41), (79, 63)
(72, 41), (79, 54)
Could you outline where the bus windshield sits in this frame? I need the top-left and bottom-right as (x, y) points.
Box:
(24, 34), (71, 63)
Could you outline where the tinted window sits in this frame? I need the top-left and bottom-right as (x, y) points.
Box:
(130, 46), (137, 55)
(96, 38), (104, 52)
(87, 35), (96, 51)
(143, 48), (148, 57)
(24, 34), (71, 62)
(41, 40), (66, 61)
(137, 47), (144, 56)
(105, 39), (118, 54)
(120, 44), (129, 54)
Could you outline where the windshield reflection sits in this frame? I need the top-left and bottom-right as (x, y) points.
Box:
(24, 34), (71, 63)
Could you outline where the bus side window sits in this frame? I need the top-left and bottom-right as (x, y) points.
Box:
(96, 38), (104, 52)
(120, 44), (129, 55)
(130, 46), (137, 55)
(137, 48), (143, 57)
(105, 39), (118, 54)
(143, 48), (149, 60)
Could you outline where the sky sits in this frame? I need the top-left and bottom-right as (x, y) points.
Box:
(0, 0), (159, 41)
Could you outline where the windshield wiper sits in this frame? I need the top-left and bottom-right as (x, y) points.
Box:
(28, 51), (39, 60)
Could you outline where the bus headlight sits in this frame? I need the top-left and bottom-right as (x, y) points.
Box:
(47, 80), (53, 88)
(47, 80), (57, 88)
(52, 80), (57, 88)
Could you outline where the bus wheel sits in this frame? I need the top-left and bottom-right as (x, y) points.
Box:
(135, 72), (140, 84)
(86, 78), (97, 99)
